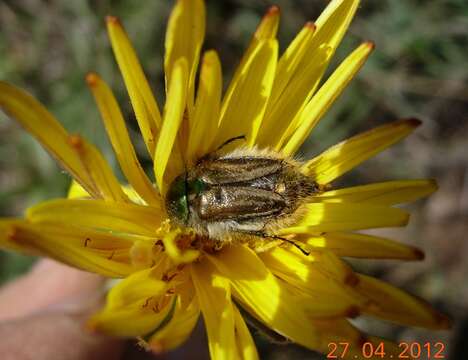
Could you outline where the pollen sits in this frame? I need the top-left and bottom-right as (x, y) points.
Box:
(130, 240), (155, 268)
(275, 182), (286, 193)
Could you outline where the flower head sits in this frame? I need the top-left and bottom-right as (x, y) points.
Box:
(0, 0), (450, 358)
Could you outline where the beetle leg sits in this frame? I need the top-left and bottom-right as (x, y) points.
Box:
(236, 230), (310, 256)
(269, 235), (310, 256)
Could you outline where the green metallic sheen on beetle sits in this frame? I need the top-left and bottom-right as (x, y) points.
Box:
(165, 147), (319, 243)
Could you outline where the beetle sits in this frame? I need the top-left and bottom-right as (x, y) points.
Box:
(165, 139), (319, 254)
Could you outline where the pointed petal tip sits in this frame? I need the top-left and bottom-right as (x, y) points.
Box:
(305, 21), (317, 31)
(436, 313), (453, 329)
(413, 248), (425, 260)
(428, 178), (439, 191)
(364, 41), (376, 50)
(266, 5), (280, 17)
(85, 72), (99, 87)
(68, 134), (83, 150)
(201, 50), (218, 65)
(406, 117), (423, 127)
(403, 216), (410, 227)
(105, 15), (120, 25)
(398, 212), (411, 227)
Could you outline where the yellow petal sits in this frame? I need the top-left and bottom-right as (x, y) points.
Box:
(263, 0), (360, 151)
(253, 6), (280, 41)
(278, 202), (409, 235)
(233, 304), (259, 360)
(291, 0), (360, 90)
(260, 247), (367, 310)
(186, 50), (222, 163)
(90, 268), (175, 337)
(68, 180), (146, 205)
(27, 199), (163, 237)
(68, 180), (91, 199)
(216, 40), (278, 148)
(86, 73), (160, 206)
(313, 179), (438, 205)
(67, 135), (129, 202)
(302, 232), (424, 260)
(191, 260), (240, 360)
(165, 0), (205, 111)
(161, 229), (200, 265)
(119, 185), (147, 204)
(302, 118), (422, 184)
(0, 82), (77, 172)
(267, 22), (317, 111)
(282, 42), (374, 154)
(222, 6), (279, 115)
(257, 44), (331, 148)
(154, 58), (189, 195)
(0, 82), (112, 199)
(147, 295), (200, 353)
(106, 267), (167, 309)
(90, 297), (176, 338)
(356, 274), (451, 329)
(1, 221), (133, 277)
(0, 219), (40, 255)
(312, 0), (360, 56)
(311, 318), (377, 359)
(305, 248), (359, 287)
(207, 245), (322, 350)
(106, 16), (161, 157)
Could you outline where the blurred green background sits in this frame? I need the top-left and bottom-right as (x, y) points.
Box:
(0, 0), (467, 359)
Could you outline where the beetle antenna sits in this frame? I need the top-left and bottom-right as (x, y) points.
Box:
(216, 135), (246, 151)
(183, 164), (190, 225)
(251, 232), (310, 256)
(277, 237), (310, 256)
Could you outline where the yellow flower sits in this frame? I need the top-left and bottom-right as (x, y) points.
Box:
(0, 0), (450, 359)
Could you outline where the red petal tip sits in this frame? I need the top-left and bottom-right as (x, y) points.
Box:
(305, 21), (316, 30)
(105, 15), (120, 25)
(407, 118), (423, 127)
(85, 72), (98, 87)
(68, 134), (83, 150)
(365, 41), (376, 50)
(413, 248), (425, 260)
(266, 5), (280, 16)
